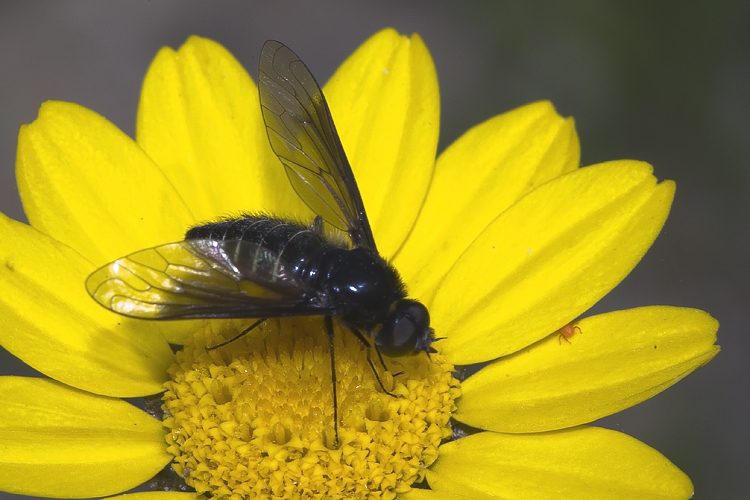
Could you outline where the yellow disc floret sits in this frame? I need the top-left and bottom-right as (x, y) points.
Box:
(162, 317), (460, 500)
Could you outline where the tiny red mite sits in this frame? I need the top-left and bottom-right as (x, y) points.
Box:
(558, 323), (582, 344)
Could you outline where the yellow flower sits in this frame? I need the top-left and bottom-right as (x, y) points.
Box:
(0, 29), (719, 500)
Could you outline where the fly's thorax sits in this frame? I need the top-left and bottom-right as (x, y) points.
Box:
(316, 247), (406, 328)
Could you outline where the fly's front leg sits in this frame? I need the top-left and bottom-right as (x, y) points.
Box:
(346, 326), (397, 398)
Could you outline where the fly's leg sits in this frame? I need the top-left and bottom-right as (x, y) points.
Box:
(324, 315), (340, 448)
(347, 326), (398, 398)
(373, 345), (404, 378)
(205, 318), (266, 351)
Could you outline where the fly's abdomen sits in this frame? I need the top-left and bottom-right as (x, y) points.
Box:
(186, 214), (336, 277)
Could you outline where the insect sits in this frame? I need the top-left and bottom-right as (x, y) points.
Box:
(558, 323), (582, 344)
(86, 40), (436, 446)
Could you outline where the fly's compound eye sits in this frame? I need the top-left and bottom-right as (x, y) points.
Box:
(376, 299), (432, 357)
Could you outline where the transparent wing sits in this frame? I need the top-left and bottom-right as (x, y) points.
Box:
(85, 240), (330, 320)
(258, 39), (377, 252)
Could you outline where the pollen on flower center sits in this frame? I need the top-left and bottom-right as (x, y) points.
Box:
(162, 317), (460, 500)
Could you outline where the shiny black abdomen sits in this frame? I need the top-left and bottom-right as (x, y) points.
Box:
(186, 214), (338, 276)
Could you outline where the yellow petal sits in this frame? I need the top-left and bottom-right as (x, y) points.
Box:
(402, 489), (485, 500)
(0, 377), (171, 498)
(433, 161), (674, 364)
(427, 427), (693, 500)
(325, 29), (439, 256)
(0, 214), (174, 397)
(136, 36), (298, 222)
(111, 494), (197, 500)
(397, 101), (579, 299)
(456, 306), (719, 432)
(16, 101), (194, 265)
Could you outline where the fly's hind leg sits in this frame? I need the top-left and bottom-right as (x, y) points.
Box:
(205, 318), (266, 351)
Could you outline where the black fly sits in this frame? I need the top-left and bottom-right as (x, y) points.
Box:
(86, 40), (436, 447)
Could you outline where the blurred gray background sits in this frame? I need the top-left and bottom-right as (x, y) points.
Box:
(1, 1), (747, 498)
